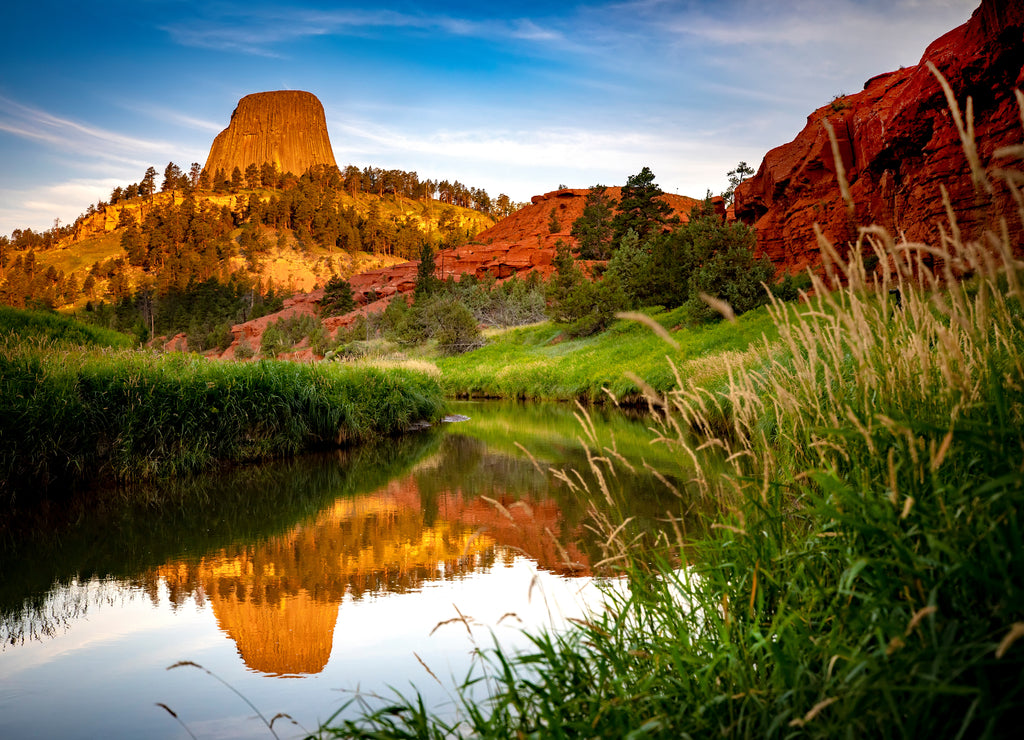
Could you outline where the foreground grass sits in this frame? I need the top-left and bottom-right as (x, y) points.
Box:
(318, 114), (1024, 735)
(436, 304), (779, 402)
(1, 335), (445, 501)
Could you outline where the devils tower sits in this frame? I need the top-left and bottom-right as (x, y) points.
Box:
(204, 90), (338, 178)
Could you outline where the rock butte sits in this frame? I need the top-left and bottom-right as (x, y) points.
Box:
(204, 90), (337, 178)
(735, 0), (1024, 273)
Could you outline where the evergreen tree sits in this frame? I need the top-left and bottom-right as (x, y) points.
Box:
(245, 163), (261, 189)
(723, 161), (755, 206)
(611, 166), (679, 244)
(415, 242), (439, 299)
(162, 162), (183, 192)
(319, 276), (356, 317)
(547, 207), (561, 234)
(140, 166), (158, 197)
(605, 229), (653, 307)
(570, 185), (618, 259)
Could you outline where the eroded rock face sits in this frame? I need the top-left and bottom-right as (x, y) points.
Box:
(322, 187), (700, 321)
(734, 0), (1024, 272)
(204, 90), (338, 178)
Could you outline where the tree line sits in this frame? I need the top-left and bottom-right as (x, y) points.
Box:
(100, 161), (522, 220)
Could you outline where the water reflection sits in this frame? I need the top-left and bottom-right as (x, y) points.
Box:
(138, 434), (593, 676)
(2, 401), (696, 683)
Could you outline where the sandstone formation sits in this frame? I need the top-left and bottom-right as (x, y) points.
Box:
(204, 90), (337, 178)
(734, 0), (1024, 272)
(328, 186), (699, 322)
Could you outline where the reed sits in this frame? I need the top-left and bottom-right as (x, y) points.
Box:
(0, 339), (445, 501)
(317, 75), (1024, 738)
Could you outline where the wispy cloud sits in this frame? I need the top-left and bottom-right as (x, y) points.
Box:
(0, 178), (124, 236)
(328, 115), (741, 200)
(160, 4), (566, 56)
(0, 95), (171, 166)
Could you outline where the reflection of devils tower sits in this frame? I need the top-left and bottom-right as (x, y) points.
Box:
(203, 90), (338, 177)
(146, 456), (591, 677)
(151, 478), (497, 676)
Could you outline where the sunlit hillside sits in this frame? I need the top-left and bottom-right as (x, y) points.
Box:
(1, 172), (499, 312)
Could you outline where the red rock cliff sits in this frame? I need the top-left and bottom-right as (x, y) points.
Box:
(734, 0), (1024, 272)
(204, 90), (338, 177)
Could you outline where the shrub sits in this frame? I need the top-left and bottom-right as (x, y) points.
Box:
(319, 276), (356, 317)
(418, 295), (483, 354)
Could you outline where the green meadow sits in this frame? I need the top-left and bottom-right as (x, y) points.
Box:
(436, 304), (779, 402)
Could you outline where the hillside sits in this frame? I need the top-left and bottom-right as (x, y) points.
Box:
(3, 184), (495, 313)
(212, 186), (704, 359)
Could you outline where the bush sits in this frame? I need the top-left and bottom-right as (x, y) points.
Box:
(546, 241), (625, 335)
(418, 295), (483, 354)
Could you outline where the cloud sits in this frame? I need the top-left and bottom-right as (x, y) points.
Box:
(161, 5), (565, 56)
(0, 178), (124, 237)
(0, 96), (171, 168)
(328, 115), (742, 202)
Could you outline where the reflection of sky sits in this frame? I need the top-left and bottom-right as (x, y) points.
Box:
(0, 556), (600, 740)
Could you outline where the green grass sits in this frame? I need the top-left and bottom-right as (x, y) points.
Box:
(0, 305), (134, 348)
(0, 336), (445, 501)
(436, 304), (779, 402)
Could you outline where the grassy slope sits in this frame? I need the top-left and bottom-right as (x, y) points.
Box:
(0, 304), (135, 348)
(436, 304), (780, 402)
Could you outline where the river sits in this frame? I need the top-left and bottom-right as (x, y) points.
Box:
(0, 400), (692, 739)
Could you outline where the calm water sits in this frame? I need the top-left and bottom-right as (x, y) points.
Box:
(0, 401), (688, 739)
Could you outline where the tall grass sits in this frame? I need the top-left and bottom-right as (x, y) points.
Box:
(317, 80), (1024, 737)
(0, 340), (445, 501)
(0, 305), (134, 349)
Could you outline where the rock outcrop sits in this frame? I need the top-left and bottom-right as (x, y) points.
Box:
(734, 0), (1024, 272)
(335, 186), (700, 300)
(204, 90), (337, 178)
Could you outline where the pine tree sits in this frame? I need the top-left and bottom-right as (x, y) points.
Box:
(570, 185), (618, 259)
(415, 242), (439, 299)
(611, 167), (679, 244)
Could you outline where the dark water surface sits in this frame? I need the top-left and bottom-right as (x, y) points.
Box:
(0, 400), (688, 739)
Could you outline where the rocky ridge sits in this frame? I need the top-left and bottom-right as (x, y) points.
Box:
(734, 0), (1024, 272)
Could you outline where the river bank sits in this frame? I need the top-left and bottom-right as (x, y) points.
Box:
(1, 309), (445, 503)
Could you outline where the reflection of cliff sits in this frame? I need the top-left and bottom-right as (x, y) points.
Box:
(146, 446), (592, 676)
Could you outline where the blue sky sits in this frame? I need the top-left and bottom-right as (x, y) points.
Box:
(1, 0), (977, 236)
